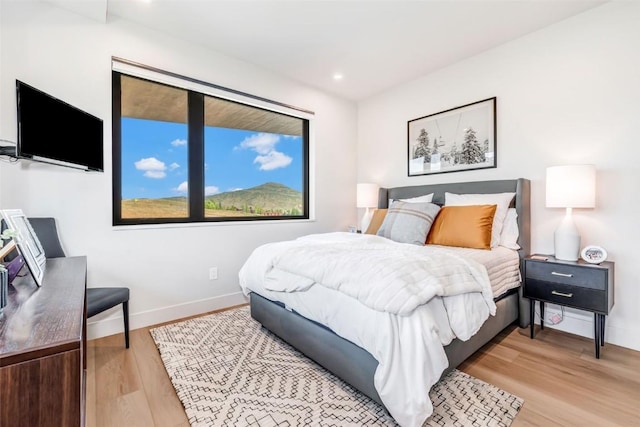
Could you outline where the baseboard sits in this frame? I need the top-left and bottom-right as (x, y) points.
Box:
(533, 304), (639, 352)
(91, 294), (638, 352)
(87, 291), (248, 341)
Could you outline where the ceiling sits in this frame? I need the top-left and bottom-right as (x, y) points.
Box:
(47, 0), (605, 101)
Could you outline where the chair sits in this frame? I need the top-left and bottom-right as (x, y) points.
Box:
(28, 217), (130, 348)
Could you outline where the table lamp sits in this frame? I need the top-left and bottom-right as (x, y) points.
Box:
(357, 183), (379, 233)
(546, 165), (596, 261)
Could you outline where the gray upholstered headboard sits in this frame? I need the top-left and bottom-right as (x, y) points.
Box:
(378, 178), (531, 258)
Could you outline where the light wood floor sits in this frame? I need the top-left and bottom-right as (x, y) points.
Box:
(86, 307), (640, 427)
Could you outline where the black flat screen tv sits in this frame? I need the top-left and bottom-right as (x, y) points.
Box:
(16, 80), (104, 172)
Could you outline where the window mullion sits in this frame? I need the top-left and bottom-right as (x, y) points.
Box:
(188, 91), (205, 220)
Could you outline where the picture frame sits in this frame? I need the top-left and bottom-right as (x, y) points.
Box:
(408, 97), (497, 176)
(581, 245), (607, 264)
(0, 209), (46, 287)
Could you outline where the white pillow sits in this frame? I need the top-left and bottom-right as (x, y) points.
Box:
(388, 193), (433, 207)
(445, 192), (516, 248)
(500, 208), (520, 250)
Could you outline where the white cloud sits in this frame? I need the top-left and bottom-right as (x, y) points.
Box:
(173, 182), (219, 195)
(205, 186), (220, 196)
(174, 181), (188, 193)
(239, 133), (279, 155)
(254, 151), (292, 171)
(144, 171), (166, 178)
(135, 157), (167, 179)
(228, 188), (243, 192)
(169, 162), (180, 171)
(238, 132), (292, 171)
(171, 138), (187, 147)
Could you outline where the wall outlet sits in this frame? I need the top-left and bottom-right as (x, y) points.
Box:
(209, 267), (218, 280)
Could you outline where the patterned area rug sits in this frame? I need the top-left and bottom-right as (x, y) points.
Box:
(150, 306), (523, 427)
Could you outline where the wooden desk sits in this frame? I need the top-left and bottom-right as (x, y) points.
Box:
(0, 256), (87, 426)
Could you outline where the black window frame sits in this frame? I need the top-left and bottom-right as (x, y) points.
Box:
(112, 71), (310, 226)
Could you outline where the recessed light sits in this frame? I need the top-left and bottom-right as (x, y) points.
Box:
(333, 73), (344, 81)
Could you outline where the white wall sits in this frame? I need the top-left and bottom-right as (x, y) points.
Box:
(0, 1), (358, 338)
(358, 2), (640, 351)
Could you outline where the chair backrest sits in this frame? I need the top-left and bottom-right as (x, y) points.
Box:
(28, 218), (67, 258)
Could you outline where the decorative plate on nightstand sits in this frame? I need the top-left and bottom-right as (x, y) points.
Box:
(581, 245), (607, 264)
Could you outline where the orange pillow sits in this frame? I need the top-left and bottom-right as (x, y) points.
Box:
(426, 205), (496, 249)
(364, 209), (387, 234)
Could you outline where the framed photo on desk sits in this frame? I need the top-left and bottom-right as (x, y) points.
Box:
(0, 209), (46, 287)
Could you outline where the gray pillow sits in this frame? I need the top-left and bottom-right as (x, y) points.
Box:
(376, 201), (441, 245)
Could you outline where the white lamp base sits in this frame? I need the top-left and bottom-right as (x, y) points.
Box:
(554, 208), (580, 261)
(360, 208), (373, 233)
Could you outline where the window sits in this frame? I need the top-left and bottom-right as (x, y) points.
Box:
(112, 70), (310, 226)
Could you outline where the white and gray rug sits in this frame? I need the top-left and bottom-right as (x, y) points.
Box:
(150, 306), (523, 427)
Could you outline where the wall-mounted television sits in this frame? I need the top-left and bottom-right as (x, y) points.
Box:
(16, 80), (104, 172)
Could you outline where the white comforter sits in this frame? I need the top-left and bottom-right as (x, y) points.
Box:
(238, 232), (497, 427)
(263, 233), (495, 316)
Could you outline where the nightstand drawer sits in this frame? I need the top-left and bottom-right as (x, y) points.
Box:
(525, 261), (606, 290)
(524, 279), (608, 313)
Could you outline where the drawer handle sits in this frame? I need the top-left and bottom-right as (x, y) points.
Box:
(551, 271), (573, 278)
(552, 290), (573, 298)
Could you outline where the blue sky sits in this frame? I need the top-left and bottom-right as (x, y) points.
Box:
(121, 118), (303, 199)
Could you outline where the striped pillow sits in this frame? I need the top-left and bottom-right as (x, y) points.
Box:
(376, 201), (441, 245)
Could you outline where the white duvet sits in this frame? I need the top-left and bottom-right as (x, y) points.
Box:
(238, 232), (498, 427)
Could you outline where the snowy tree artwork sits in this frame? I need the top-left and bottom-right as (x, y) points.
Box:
(413, 129), (431, 162)
(460, 127), (485, 164)
(408, 97), (496, 176)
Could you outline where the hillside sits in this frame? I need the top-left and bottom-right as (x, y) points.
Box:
(205, 182), (302, 214)
(121, 182), (303, 218)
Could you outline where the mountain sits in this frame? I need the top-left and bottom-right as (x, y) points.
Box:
(206, 182), (302, 213)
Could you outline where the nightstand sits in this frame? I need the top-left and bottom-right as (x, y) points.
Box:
(523, 254), (614, 359)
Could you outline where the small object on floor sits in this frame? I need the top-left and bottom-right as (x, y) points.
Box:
(549, 313), (563, 325)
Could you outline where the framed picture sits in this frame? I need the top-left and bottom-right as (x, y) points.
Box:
(408, 97), (496, 176)
(0, 209), (46, 286)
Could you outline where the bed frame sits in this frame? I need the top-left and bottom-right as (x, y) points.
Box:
(250, 178), (531, 407)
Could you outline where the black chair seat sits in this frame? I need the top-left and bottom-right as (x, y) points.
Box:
(27, 217), (130, 348)
(87, 287), (129, 318)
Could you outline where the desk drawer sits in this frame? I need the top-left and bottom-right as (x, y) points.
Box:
(524, 279), (607, 313)
(525, 261), (606, 290)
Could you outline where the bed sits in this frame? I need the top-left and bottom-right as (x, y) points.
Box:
(239, 178), (530, 426)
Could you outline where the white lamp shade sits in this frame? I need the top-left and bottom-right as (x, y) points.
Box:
(546, 165), (596, 208)
(357, 183), (379, 208)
